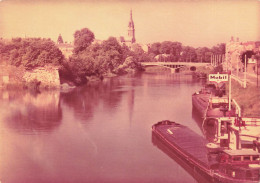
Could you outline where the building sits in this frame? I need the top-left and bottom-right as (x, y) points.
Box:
(117, 9), (136, 47)
(127, 9), (136, 44)
(224, 37), (259, 75)
(56, 34), (74, 58)
(57, 34), (64, 44)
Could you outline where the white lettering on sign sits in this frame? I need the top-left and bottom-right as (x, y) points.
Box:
(209, 73), (228, 83)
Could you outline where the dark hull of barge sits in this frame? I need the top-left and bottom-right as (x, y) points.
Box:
(152, 132), (213, 183)
(192, 93), (236, 120)
(192, 93), (209, 117)
(152, 120), (260, 183)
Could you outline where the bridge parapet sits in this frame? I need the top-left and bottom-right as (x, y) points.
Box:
(141, 62), (210, 67)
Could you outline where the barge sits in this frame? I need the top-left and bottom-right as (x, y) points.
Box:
(192, 92), (235, 119)
(152, 120), (260, 183)
(192, 82), (235, 118)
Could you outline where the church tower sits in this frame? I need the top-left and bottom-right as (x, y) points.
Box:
(57, 34), (64, 44)
(128, 9), (136, 43)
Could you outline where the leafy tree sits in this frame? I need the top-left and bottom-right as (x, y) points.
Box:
(195, 47), (211, 63)
(99, 37), (123, 72)
(68, 54), (95, 85)
(180, 46), (197, 62)
(211, 43), (225, 55)
(160, 41), (173, 54)
(0, 38), (64, 69)
(73, 28), (95, 54)
(148, 41), (182, 62)
(69, 37), (124, 83)
(149, 42), (161, 55)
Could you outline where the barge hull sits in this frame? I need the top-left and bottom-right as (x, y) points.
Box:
(152, 120), (260, 183)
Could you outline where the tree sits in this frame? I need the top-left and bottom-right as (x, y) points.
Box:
(69, 36), (125, 80)
(148, 41), (182, 62)
(68, 54), (95, 85)
(211, 43), (225, 55)
(195, 47), (211, 62)
(73, 28), (95, 54)
(0, 38), (64, 69)
(181, 46), (197, 62)
(160, 41), (173, 54)
(149, 42), (161, 56)
(99, 37), (123, 72)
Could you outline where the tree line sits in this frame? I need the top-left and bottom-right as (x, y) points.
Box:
(147, 41), (225, 63)
(0, 27), (226, 86)
(0, 37), (64, 69)
(0, 28), (144, 85)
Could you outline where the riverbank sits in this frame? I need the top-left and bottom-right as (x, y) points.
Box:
(195, 65), (260, 117)
(229, 80), (260, 117)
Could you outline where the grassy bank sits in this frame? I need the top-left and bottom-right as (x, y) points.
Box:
(229, 80), (260, 117)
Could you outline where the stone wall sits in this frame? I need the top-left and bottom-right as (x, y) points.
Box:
(0, 63), (25, 87)
(0, 64), (60, 88)
(23, 66), (60, 88)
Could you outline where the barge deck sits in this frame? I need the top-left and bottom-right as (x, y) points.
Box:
(152, 120), (260, 183)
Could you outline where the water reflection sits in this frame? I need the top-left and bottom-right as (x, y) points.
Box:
(0, 90), (62, 133)
(0, 73), (205, 183)
(144, 72), (206, 86)
(60, 76), (138, 122)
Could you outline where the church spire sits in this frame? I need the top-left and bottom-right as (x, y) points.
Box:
(57, 34), (64, 44)
(128, 9), (136, 43)
(130, 9), (133, 22)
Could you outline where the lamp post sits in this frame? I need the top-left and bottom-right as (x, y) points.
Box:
(244, 54), (247, 88)
(257, 52), (259, 88)
(236, 52), (239, 77)
(257, 59), (258, 88)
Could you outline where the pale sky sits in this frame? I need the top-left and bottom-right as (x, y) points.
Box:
(0, 0), (259, 47)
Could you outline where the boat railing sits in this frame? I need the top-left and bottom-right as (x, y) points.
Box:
(231, 99), (241, 117)
(240, 134), (260, 141)
(243, 118), (260, 127)
(234, 117), (260, 127)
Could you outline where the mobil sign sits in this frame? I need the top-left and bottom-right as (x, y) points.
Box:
(209, 72), (228, 83)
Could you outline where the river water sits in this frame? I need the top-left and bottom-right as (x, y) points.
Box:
(0, 73), (207, 183)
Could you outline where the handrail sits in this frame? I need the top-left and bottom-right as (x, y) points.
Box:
(231, 74), (244, 87)
(232, 99), (241, 117)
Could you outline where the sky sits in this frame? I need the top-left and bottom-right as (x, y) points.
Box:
(0, 0), (259, 47)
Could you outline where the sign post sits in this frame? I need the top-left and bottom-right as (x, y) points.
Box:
(209, 72), (231, 110)
(208, 72), (229, 83)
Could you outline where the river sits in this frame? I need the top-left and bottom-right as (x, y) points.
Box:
(0, 73), (208, 183)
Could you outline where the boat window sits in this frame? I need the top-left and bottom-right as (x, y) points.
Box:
(233, 156), (241, 161)
(244, 156), (250, 161)
(252, 156), (259, 161)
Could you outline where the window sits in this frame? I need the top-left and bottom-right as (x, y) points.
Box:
(244, 156), (250, 161)
(233, 156), (241, 161)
